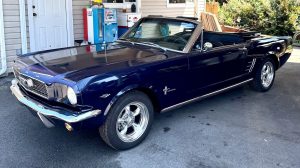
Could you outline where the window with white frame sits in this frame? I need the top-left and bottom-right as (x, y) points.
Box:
(103, 0), (136, 8)
(167, 0), (194, 7)
(103, 0), (136, 3)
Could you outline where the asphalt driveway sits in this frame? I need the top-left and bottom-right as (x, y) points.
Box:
(0, 49), (300, 168)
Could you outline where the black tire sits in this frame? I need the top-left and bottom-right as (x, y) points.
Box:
(99, 91), (154, 150)
(250, 58), (276, 92)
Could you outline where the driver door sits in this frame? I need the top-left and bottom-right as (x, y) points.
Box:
(188, 44), (248, 96)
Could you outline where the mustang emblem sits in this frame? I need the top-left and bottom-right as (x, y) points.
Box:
(19, 77), (34, 88)
(100, 94), (111, 99)
(163, 86), (176, 95)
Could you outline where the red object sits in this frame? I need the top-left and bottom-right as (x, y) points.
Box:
(82, 8), (90, 52)
(83, 8), (88, 41)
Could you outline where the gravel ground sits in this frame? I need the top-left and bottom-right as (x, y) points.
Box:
(0, 48), (299, 168)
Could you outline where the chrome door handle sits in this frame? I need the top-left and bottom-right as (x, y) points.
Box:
(238, 48), (247, 51)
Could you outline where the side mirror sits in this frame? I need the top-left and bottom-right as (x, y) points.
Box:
(203, 42), (213, 51)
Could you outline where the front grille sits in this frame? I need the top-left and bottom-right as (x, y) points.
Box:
(13, 68), (49, 99)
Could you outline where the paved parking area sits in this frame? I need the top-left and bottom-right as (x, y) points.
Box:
(0, 49), (300, 168)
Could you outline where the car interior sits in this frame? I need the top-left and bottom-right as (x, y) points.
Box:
(193, 30), (260, 50)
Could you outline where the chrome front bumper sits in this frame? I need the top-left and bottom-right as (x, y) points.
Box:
(10, 79), (101, 128)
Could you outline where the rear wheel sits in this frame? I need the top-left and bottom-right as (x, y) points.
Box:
(250, 58), (276, 92)
(99, 91), (154, 150)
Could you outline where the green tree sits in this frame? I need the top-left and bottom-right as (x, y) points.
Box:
(218, 0), (300, 35)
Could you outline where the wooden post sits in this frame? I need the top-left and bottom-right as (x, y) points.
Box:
(200, 12), (222, 32)
(206, 1), (219, 16)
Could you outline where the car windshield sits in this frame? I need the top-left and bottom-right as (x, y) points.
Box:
(121, 18), (197, 52)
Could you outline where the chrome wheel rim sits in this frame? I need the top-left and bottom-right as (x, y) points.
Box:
(116, 102), (149, 143)
(261, 62), (274, 88)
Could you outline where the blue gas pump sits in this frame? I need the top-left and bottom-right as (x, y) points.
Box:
(84, 8), (118, 51)
(93, 8), (118, 44)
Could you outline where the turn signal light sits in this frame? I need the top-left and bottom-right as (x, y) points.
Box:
(65, 123), (73, 132)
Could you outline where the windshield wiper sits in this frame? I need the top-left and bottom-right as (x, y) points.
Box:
(138, 42), (167, 52)
(118, 38), (135, 45)
(118, 38), (130, 41)
(118, 39), (167, 52)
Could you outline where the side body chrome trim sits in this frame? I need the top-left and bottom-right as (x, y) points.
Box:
(161, 78), (253, 112)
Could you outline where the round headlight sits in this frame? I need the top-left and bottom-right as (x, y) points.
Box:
(67, 87), (77, 105)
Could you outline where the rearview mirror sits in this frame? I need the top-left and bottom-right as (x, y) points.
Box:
(203, 42), (213, 51)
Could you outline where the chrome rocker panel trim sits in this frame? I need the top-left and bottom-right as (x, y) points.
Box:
(10, 79), (101, 127)
(162, 78), (253, 112)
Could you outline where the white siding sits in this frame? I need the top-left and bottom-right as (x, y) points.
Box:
(2, 0), (21, 73)
(198, 0), (206, 12)
(141, 0), (205, 18)
(25, 1), (30, 52)
(72, 0), (87, 40)
(141, 0), (193, 17)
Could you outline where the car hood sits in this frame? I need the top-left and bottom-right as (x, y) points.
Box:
(14, 43), (169, 82)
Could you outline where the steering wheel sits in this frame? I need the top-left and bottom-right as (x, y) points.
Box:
(165, 36), (188, 44)
(174, 36), (188, 44)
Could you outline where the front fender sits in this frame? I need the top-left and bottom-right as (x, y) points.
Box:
(104, 84), (140, 116)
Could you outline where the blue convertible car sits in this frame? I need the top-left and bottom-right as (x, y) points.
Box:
(11, 16), (292, 150)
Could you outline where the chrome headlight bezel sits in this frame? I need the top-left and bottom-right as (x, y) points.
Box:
(67, 87), (78, 105)
(47, 83), (78, 105)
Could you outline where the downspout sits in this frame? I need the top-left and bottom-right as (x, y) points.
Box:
(194, 0), (199, 18)
(19, 0), (28, 54)
(136, 0), (141, 14)
(0, 0), (7, 76)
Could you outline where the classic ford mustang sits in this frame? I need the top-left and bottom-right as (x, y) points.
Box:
(11, 16), (292, 150)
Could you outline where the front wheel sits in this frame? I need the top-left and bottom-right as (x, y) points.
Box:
(99, 91), (154, 150)
(250, 58), (276, 92)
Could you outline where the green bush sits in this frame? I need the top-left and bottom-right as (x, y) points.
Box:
(218, 0), (300, 35)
